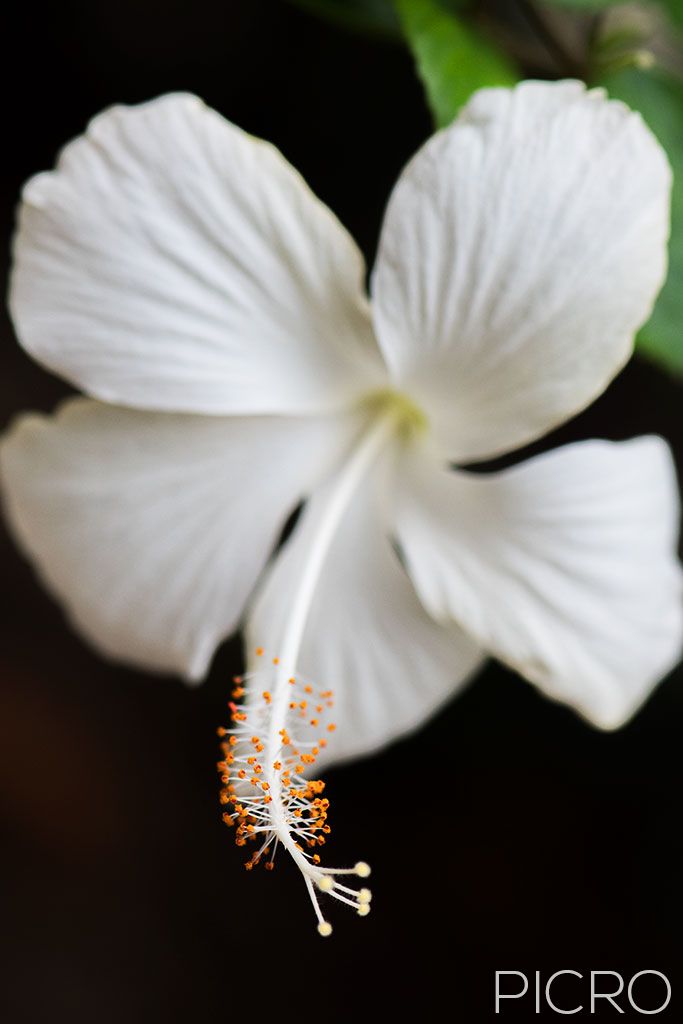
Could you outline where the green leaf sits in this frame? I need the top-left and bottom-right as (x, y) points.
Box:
(286, 0), (401, 37)
(659, 0), (683, 30)
(602, 67), (683, 376)
(393, 0), (518, 128)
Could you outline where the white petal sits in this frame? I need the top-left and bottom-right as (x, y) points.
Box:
(0, 400), (357, 679)
(372, 80), (671, 462)
(395, 437), (683, 728)
(10, 93), (384, 415)
(246, 464), (483, 767)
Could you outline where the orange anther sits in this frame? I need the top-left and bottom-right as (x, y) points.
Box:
(272, 657), (280, 665)
(327, 724), (336, 732)
(255, 647), (264, 656)
(216, 726), (227, 737)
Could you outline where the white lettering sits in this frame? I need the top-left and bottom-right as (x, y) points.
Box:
(546, 970), (583, 1015)
(495, 972), (528, 1013)
(627, 971), (671, 1015)
(591, 972), (625, 1014)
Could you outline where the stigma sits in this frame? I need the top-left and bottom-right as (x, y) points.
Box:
(216, 647), (372, 935)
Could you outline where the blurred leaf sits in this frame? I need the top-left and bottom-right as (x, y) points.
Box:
(659, 0), (683, 29)
(394, 0), (517, 127)
(603, 66), (683, 375)
(286, 0), (401, 37)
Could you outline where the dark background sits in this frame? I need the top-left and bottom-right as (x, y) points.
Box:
(1, 2), (682, 1020)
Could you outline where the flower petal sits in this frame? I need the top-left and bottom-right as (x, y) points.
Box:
(372, 80), (671, 462)
(10, 93), (384, 415)
(394, 437), (683, 728)
(246, 464), (483, 767)
(0, 400), (357, 679)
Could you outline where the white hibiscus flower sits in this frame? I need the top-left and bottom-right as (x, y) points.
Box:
(2, 81), (682, 933)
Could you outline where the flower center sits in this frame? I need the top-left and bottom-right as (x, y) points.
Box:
(218, 406), (402, 934)
(362, 387), (429, 440)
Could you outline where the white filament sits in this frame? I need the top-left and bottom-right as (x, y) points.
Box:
(264, 410), (398, 870)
